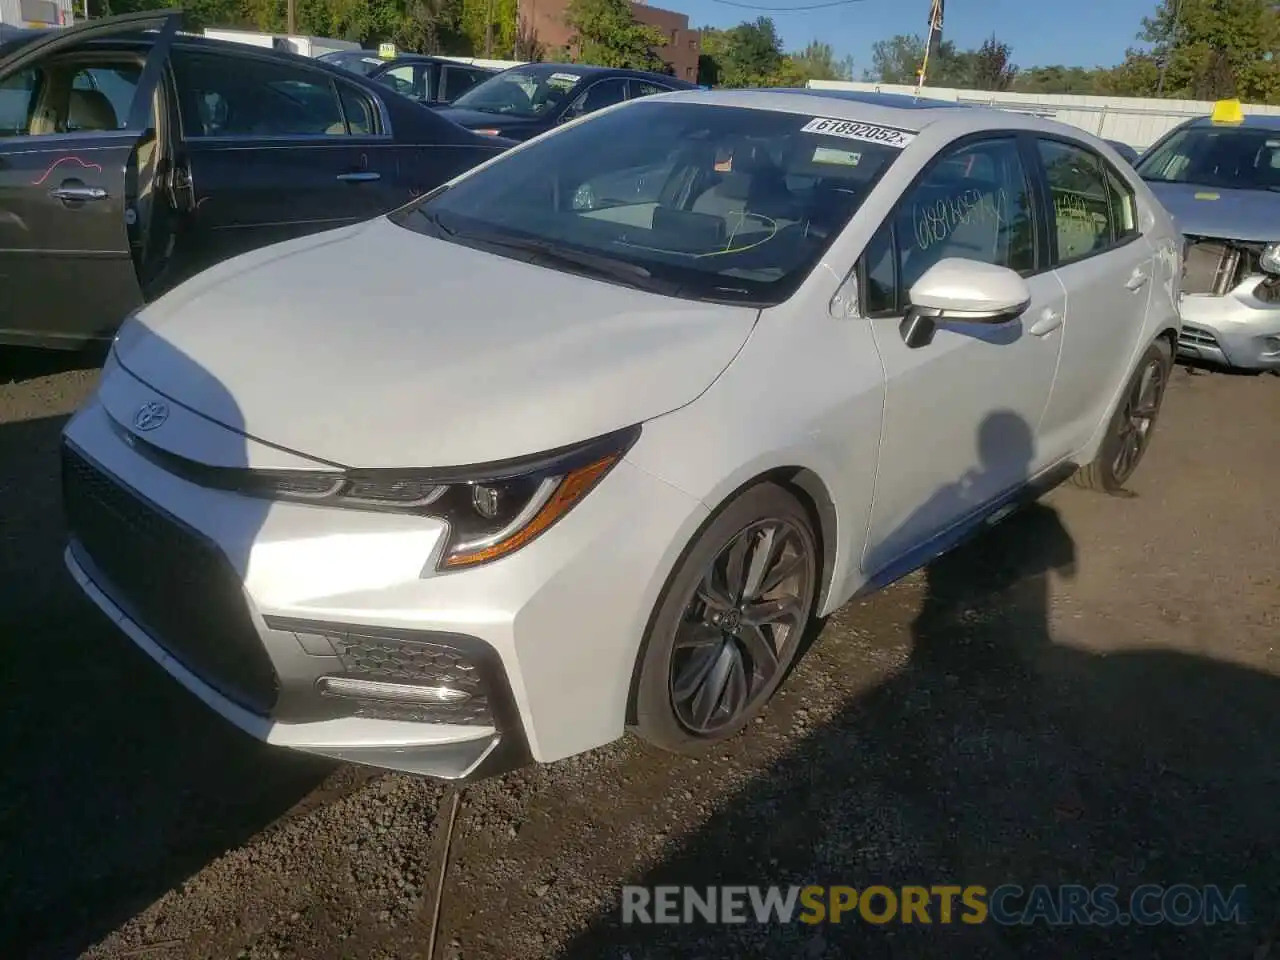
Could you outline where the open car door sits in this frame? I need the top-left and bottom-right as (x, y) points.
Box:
(0, 10), (180, 349)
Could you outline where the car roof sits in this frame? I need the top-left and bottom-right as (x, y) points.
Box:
(651, 86), (1125, 145)
(657, 87), (979, 128)
(755, 87), (964, 111)
(1183, 113), (1280, 132)
(503, 61), (696, 86)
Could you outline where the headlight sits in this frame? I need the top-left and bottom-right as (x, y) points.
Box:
(221, 425), (640, 570)
(1261, 243), (1280, 275)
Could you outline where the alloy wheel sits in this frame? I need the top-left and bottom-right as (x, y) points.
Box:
(669, 519), (815, 735)
(1112, 356), (1166, 483)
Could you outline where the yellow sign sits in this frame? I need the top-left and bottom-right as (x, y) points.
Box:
(378, 42), (397, 59)
(1210, 98), (1243, 124)
(1194, 191), (1220, 200)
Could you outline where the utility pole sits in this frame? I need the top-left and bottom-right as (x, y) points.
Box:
(1155, 0), (1182, 97)
(484, 0), (494, 57)
(286, 0), (296, 35)
(915, 0), (944, 94)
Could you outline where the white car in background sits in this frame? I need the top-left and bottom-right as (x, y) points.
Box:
(62, 88), (1181, 779)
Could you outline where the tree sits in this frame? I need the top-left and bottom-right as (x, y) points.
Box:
(790, 40), (854, 82)
(563, 0), (667, 71)
(697, 17), (813, 88)
(971, 34), (1016, 91)
(865, 32), (972, 86)
(1132, 0), (1280, 101)
(513, 15), (545, 61)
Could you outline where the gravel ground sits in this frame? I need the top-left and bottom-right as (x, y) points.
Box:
(1, 350), (1277, 959)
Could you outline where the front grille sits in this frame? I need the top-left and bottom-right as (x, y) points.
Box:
(62, 443), (280, 714)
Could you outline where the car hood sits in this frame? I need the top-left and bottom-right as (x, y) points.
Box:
(115, 218), (759, 469)
(1146, 180), (1280, 243)
(434, 107), (545, 132)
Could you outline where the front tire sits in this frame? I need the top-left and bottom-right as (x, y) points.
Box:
(1072, 337), (1173, 494)
(630, 483), (819, 754)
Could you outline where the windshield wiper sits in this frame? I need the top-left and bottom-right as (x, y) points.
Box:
(464, 233), (679, 292)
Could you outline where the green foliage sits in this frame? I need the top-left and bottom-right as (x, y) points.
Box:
(867, 2), (1280, 105)
(790, 40), (854, 82)
(90, 0), (1280, 106)
(697, 18), (845, 88)
(563, 0), (667, 71)
(971, 34), (1016, 91)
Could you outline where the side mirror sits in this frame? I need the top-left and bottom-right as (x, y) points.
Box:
(900, 258), (1032, 349)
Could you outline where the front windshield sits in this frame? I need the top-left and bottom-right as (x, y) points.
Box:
(1137, 125), (1280, 191)
(390, 101), (907, 305)
(448, 65), (585, 119)
(318, 51), (384, 76)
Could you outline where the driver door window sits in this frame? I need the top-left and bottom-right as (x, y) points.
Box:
(565, 78), (628, 121)
(0, 67), (38, 135)
(1, 58), (142, 136)
(863, 138), (1037, 316)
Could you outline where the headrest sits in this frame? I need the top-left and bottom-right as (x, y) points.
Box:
(67, 88), (118, 131)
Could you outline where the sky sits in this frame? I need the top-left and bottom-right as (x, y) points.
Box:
(670, 0), (1159, 72)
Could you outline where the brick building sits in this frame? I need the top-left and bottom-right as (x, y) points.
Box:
(521, 0), (701, 82)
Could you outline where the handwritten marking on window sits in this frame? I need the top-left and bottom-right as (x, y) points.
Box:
(1053, 189), (1107, 254)
(913, 187), (1009, 252)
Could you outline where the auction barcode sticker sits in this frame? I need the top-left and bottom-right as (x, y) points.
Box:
(800, 117), (917, 148)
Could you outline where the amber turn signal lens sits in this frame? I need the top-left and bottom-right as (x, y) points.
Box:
(441, 453), (621, 568)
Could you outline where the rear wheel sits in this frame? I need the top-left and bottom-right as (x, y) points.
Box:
(1072, 338), (1173, 494)
(630, 483), (819, 754)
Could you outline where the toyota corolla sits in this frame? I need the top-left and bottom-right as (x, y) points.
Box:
(62, 88), (1181, 780)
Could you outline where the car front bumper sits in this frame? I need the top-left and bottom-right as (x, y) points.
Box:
(61, 382), (707, 780)
(1178, 282), (1280, 370)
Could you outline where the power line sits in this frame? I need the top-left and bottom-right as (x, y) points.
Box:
(708, 0), (870, 11)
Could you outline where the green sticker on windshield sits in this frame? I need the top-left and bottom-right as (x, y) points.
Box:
(812, 146), (861, 166)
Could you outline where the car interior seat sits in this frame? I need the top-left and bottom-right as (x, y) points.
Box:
(66, 88), (119, 132)
(692, 142), (797, 225)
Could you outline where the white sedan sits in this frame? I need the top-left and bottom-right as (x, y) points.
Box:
(62, 88), (1182, 779)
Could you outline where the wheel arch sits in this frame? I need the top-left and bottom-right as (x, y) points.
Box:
(623, 465), (841, 726)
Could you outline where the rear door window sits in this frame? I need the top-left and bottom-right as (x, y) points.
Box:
(441, 66), (488, 101)
(174, 51), (347, 137)
(1036, 139), (1124, 264)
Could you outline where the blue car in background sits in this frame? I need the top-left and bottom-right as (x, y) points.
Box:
(433, 61), (697, 142)
(1137, 102), (1280, 372)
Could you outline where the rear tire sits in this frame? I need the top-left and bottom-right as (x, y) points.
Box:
(1071, 338), (1173, 494)
(629, 483), (819, 755)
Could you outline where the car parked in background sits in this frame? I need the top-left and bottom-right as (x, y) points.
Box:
(1104, 139), (1140, 165)
(0, 12), (512, 350)
(1136, 100), (1280, 372)
(62, 88), (1180, 780)
(317, 49), (497, 106)
(434, 61), (697, 141)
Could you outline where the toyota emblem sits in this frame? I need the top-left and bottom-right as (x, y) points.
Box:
(133, 400), (169, 432)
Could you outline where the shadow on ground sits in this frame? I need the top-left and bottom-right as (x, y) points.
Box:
(556, 500), (1280, 957)
(0, 344), (108, 386)
(0, 383), (333, 959)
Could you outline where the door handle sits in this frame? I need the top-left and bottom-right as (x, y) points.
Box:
(1028, 307), (1063, 337)
(49, 185), (107, 202)
(1125, 268), (1150, 291)
(336, 171), (381, 182)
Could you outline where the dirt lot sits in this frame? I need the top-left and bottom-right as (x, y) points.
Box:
(2, 350), (1277, 960)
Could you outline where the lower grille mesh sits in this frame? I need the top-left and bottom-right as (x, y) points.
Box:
(62, 443), (279, 714)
